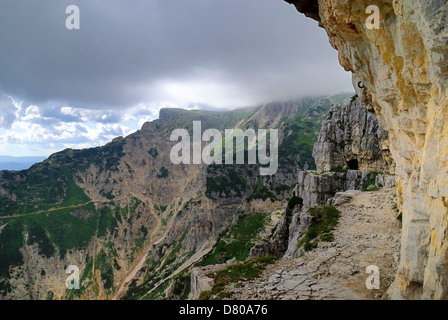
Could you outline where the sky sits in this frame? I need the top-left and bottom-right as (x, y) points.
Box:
(0, 0), (353, 157)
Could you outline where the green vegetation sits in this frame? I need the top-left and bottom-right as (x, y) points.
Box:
(148, 148), (158, 158)
(143, 278), (171, 300)
(0, 137), (128, 218)
(393, 203), (402, 221)
(95, 249), (116, 292)
(286, 196), (303, 217)
(0, 165), (90, 217)
(205, 168), (247, 199)
(155, 204), (168, 213)
(199, 256), (278, 300)
(273, 184), (291, 195)
(140, 225), (148, 238)
(22, 203), (98, 258)
(156, 166), (169, 179)
(161, 232), (189, 269)
(350, 94), (358, 103)
(0, 197), (138, 298)
(97, 206), (118, 238)
(111, 197), (141, 222)
(246, 183), (277, 202)
(158, 107), (259, 133)
(130, 238), (145, 264)
(1, 202), (112, 296)
(277, 94), (353, 169)
(71, 137), (125, 171)
(297, 205), (340, 252)
(320, 233), (335, 242)
(277, 97), (331, 169)
(27, 224), (55, 258)
(100, 190), (115, 200)
(161, 210), (174, 227)
(0, 221), (24, 293)
(279, 119), (319, 169)
(124, 247), (195, 300)
(1, 198), (128, 295)
(362, 172), (381, 191)
(171, 272), (191, 300)
(121, 262), (162, 300)
(201, 212), (268, 266)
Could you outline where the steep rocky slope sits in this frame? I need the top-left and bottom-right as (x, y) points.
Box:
(287, 0), (448, 299)
(313, 99), (394, 173)
(230, 188), (401, 300)
(0, 94), (348, 300)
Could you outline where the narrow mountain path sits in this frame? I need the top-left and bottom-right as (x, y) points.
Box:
(229, 188), (401, 300)
(0, 200), (101, 219)
(0, 222), (8, 234)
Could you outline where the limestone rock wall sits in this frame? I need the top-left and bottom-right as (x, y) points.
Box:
(313, 99), (394, 173)
(250, 95), (395, 261)
(288, 0), (448, 299)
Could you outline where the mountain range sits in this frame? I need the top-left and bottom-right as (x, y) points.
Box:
(0, 94), (352, 299)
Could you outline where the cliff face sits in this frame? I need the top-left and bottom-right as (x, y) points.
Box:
(289, 0), (448, 299)
(313, 99), (394, 173)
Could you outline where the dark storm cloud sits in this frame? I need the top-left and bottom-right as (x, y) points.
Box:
(0, 0), (352, 112)
(0, 97), (18, 129)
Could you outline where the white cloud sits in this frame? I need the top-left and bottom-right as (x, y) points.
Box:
(0, 102), (141, 156)
(152, 79), (253, 109)
(0, 0), (355, 157)
(22, 105), (41, 121)
(0, 96), (21, 129)
(138, 116), (155, 129)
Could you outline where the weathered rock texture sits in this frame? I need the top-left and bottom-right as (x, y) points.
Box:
(189, 262), (231, 300)
(231, 189), (401, 300)
(283, 170), (395, 258)
(313, 99), (394, 173)
(248, 96), (395, 263)
(288, 0), (448, 299)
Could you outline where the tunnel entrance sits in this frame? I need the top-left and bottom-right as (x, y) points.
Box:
(347, 159), (359, 170)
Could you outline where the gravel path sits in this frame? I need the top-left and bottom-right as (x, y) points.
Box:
(230, 188), (401, 300)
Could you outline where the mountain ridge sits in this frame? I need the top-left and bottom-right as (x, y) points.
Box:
(0, 94), (352, 299)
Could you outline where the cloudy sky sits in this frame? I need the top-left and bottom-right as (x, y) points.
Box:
(0, 0), (353, 157)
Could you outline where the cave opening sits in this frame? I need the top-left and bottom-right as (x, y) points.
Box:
(347, 159), (359, 170)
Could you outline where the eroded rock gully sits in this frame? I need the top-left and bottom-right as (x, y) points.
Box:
(287, 0), (448, 299)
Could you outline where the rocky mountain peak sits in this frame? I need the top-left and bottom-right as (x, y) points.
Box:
(313, 98), (394, 173)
